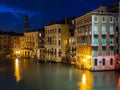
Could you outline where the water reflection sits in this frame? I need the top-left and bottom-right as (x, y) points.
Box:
(14, 58), (21, 82)
(118, 77), (120, 90)
(78, 70), (93, 90)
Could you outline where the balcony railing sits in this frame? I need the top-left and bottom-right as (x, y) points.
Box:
(109, 32), (114, 35)
(110, 43), (114, 46)
(92, 52), (98, 56)
(102, 53), (106, 56)
(102, 31), (107, 35)
(93, 31), (99, 34)
(91, 43), (99, 46)
(110, 51), (114, 55)
(102, 43), (106, 46)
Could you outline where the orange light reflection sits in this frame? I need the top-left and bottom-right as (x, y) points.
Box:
(14, 58), (21, 82)
(77, 71), (93, 90)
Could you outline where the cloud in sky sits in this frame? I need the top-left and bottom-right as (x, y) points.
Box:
(0, 4), (39, 18)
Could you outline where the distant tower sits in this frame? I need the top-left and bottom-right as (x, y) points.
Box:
(24, 15), (29, 32)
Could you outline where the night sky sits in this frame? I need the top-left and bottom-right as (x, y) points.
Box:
(0, 0), (119, 33)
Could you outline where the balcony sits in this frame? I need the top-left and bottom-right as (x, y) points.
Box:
(92, 52), (98, 56)
(102, 52), (106, 56)
(102, 43), (106, 46)
(102, 31), (107, 35)
(110, 51), (114, 55)
(109, 32), (114, 35)
(91, 43), (99, 46)
(110, 43), (114, 46)
(93, 31), (99, 35)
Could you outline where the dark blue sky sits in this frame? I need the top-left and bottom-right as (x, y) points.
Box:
(0, 0), (119, 33)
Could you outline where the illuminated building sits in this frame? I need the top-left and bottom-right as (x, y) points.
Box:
(75, 6), (117, 71)
(68, 20), (76, 64)
(0, 32), (10, 55)
(20, 15), (45, 59)
(10, 34), (22, 57)
(108, 1), (120, 69)
(69, 35), (76, 64)
(0, 31), (22, 56)
(44, 21), (69, 62)
(20, 30), (44, 59)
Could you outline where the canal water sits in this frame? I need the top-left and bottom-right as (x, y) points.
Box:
(0, 58), (120, 90)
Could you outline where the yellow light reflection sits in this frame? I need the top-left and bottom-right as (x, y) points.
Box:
(14, 58), (21, 82)
(82, 74), (86, 85)
(78, 71), (93, 90)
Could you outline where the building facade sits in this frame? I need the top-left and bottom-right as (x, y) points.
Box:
(75, 6), (117, 71)
(20, 30), (42, 59)
(45, 24), (69, 62)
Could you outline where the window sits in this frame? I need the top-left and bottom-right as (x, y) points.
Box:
(110, 47), (114, 54)
(102, 25), (106, 33)
(102, 17), (106, 22)
(93, 48), (98, 56)
(58, 28), (61, 33)
(110, 17), (113, 22)
(110, 25), (113, 33)
(116, 49), (119, 54)
(59, 49), (61, 57)
(102, 36), (106, 44)
(110, 36), (113, 43)
(94, 16), (98, 21)
(116, 26), (119, 32)
(110, 58), (113, 65)
(58, 40), (61, 45)
(102, 58), (105, 65)
(94, 59), (97, 66)
(116, 37), (118, 43)
(94, 36), (98, 44)
(116, 17), (118, 22)
(102, 48), (106, 55)
(94, 25), (98, 33)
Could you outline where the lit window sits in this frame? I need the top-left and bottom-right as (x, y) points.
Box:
(39, 33), (41, 37)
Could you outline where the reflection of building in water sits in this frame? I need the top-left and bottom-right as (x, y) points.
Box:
(14, 58), (21, 82)
(93, 71), (116, 89)
(117, 77), (120, 90)
(77, 71), (93, 90)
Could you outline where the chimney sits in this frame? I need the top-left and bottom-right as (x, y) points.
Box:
(24, 15), (29, 32)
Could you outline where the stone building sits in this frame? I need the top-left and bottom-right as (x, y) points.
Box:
(44, 23), (69, 62)
(75, 6), (117, 71)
